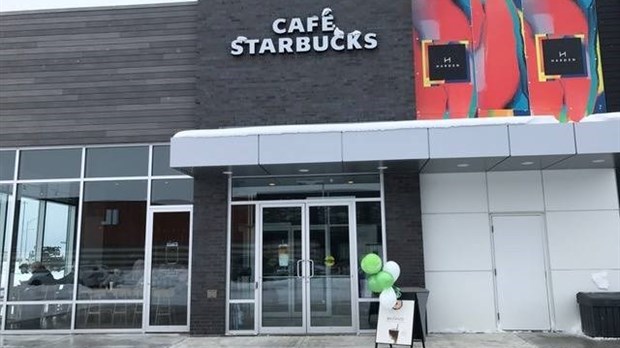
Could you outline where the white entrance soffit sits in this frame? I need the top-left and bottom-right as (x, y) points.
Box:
(170, 113), (620, 168)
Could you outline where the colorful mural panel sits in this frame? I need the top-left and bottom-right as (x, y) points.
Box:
(412, 0), (606, 122)
(413, 0), (476, 119)
(522, 0), (606, 122)
(471, 0), (530, 117)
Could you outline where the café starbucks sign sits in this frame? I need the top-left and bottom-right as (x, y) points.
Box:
(230, 8), (378, 56)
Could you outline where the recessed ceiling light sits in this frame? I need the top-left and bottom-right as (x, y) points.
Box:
(222, 171), (233, 175)
(456, 163), (469, 168)
(269, 182), (276, 186)
(521, 161), (534, 166)
(298, 169), (309, 173)
(377, 166), (388, 170)
(592, 159), (605, 163)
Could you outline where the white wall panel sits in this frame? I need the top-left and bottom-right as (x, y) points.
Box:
(420, 173), (488, 214)
(425, 271), (497, 332)
(422, 213), (492, 271)
(487, 171), (544, 212)
(547, 211), (620, 270)
(551, 270), (620, 332)
(543, 169), (619, 211)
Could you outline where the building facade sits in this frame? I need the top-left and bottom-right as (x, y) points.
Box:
(0, 0), (619, 336)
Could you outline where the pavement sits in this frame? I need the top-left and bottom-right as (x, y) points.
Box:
(0, 333), (618, 348)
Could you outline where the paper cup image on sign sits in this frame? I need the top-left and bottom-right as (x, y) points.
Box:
(388, 324), (400, 343)
(375, 300), (415, 346)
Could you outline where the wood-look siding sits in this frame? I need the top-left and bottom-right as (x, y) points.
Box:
(0, 3), (198, 147)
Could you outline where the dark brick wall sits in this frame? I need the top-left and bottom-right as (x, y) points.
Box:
(597, 0), (620, 112)
(196, 0), (415, 128)
(191, 171), (228, 335)
(383, 171), (425, 288)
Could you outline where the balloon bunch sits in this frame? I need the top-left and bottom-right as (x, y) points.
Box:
(360, 253), (401, 309)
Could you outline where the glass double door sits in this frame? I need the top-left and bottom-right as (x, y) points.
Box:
(259, 201), (356, 334)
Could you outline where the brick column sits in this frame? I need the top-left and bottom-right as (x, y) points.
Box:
(383, 171), (425, 287)
(190, 171), (228, 335)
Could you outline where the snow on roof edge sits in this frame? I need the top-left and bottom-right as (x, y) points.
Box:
(174, 116), (562, 139)
(580, 112), (620, 122)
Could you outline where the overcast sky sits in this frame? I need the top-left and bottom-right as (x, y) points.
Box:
(0, 0), (195, 12)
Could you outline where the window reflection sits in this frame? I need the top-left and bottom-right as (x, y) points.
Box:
(0, 151), (16, 181)
(1, 184), (13, 314)
(85, 147), (148, 178)
(230, 205), (255, 300)
(149, 212), (190, 326)
(356, 202), (383, 298)
(78, 181), (147, 300)
(8, 182), (79, 301)
(19, 149), (81, 180)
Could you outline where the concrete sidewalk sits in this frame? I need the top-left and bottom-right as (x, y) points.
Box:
(0, 333), (618, 348)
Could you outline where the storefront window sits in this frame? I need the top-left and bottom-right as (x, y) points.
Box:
(78, 180), (147, 300)
(152, 145), (184, 176)
(85, 146), (148, 178)
(229, 303), (254, 331)
(151, 179), (193, 205)
(8, 182), (79, 301)
(6, 304), (72, 330)
(356, 201), (383, 298)
(229, 205), (255, 300)
(18, 149), (81, 180)
(0, 184), (13, 326)
(359, 302), (379, 330)
(0, 143), (193, 332)
(75, 303), (142, 329)
(0, 151), (16, 181)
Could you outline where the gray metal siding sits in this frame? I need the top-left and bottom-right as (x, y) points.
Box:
(0, 3), (198, 147)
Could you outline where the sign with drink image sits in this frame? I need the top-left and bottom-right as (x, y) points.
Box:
(375, 300), (415, 346)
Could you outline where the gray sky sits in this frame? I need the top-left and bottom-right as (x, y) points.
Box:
(0, 0), (195, 12)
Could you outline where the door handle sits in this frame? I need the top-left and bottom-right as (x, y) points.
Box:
(308, 259), (315, 278)
(296, 259), (303, 278)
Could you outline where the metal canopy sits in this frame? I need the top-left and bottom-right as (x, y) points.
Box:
(170, 114), (619, 176)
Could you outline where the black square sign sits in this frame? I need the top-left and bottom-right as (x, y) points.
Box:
(542, 37), (586, 77)
(427, 43), (469, 82)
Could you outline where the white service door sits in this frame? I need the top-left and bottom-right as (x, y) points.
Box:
(492, 215), (550, 330)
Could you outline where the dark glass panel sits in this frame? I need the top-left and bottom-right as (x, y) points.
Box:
(19, 149), (81, 180)
(152, 145), (183, 176)
(356, 201), (383, 298)
(0, 151), (16, 180)
(230, 205), (255, 300)
(85, 146), (148, 178)
(151, 179), (193, 205)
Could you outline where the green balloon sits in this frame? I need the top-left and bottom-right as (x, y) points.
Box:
(361, 253), (382, 275)
(375, 271), (395, 290)
(367, 274), (384, 293)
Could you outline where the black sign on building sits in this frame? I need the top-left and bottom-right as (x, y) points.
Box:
(427, 43), (470, 83)
(541, 37), (587, 77)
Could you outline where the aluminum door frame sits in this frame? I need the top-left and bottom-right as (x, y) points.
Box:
(144, 205), (193, 333)
(256, 199), (358, 334)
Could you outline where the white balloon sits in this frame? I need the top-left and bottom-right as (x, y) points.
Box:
(383, 261), (401, 282)
(379, 287), (397, 309)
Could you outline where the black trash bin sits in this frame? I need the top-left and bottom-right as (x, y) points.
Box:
(400, 287), (430, 348)
(576, 292), (620, 338)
